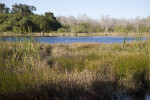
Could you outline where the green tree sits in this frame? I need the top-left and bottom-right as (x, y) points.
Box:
(139, 25), (147, 33)
(95, 27), (104, 33)
(12, 4), (36, 16)
(0, 4), (61, 33)
(114, 26), (126, 33)
(71, 23), (93, 33)
(44, 12), (61, 31)
(0, 3), (10, 13)
(57, 24), (70, 33)
(45, 12), (56, 20)
(126, 25), (134, 32)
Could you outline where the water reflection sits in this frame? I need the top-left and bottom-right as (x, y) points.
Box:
(111, 89), (150, 100)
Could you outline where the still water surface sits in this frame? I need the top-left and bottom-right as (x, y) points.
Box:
(1, 36), (147, 44)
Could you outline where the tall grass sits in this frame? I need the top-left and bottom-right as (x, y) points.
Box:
(0, 36), (48, 96)
(0, 34), (150, 99)
(50, 40), (150, 89)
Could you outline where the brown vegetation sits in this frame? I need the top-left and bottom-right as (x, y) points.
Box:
(0, 39), (150, 100)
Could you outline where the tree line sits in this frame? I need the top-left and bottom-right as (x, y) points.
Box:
(0, 3), (150, 34)
(57, 15), (150, 33)
(0, 3), (61, 33)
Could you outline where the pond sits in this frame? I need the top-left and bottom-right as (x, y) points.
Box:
(0, 36), (148, 44)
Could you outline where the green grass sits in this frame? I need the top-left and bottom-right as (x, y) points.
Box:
(0, 40), (47, 95)
(0, 36), (150, 99)
(50, 40), (150, 88)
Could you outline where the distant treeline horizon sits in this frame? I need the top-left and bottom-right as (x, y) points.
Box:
(0, 3), (150, 33)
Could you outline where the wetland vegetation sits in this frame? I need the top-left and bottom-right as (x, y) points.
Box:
(0, 35), (150, 99)
(1, 2), (150, 100)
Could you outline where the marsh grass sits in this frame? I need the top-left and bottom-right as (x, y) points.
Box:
(50, 39), (150, 88)
(0, 36), (48, 96)
(0, 34), (150, 99)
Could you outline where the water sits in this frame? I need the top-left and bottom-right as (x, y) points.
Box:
(112, 91), (150, 100)
(1, 36), (147, 44)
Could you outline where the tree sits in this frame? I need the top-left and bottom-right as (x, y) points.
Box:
(0, 3), (5, 13)
(12, 4), (36, 16)
(45, 12), (61, 31)
(0, 3), (10, 13)
(71, 23), (93, 33)
(114, 26), (126, 33)
(45, 12), (56, 20)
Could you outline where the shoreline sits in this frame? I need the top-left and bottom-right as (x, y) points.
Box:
(0, 32), (150, 37)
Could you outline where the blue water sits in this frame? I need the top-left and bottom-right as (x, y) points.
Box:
(1, 36), (147, 44)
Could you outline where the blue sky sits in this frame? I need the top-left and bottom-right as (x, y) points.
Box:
(1, 0), (150, 19)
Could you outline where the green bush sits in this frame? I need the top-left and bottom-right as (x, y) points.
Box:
(57, 28), (70, 33)
(71, 23), (93, 33)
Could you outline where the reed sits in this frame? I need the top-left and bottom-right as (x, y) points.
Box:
(0, 34), (150, 99)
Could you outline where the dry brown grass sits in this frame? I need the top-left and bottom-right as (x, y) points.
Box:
(1, 39), (150, 99)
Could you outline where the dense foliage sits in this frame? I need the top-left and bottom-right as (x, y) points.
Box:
(0, 3), (61, 33)
(1, 3), (150, 34)
(58, 23), (105, 33)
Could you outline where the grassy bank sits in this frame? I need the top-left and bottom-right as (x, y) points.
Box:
(0, 37), (150, 99)
(1, 32), (150, 37)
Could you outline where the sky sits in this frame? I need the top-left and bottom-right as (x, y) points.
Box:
(1, 0), (150, 19)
